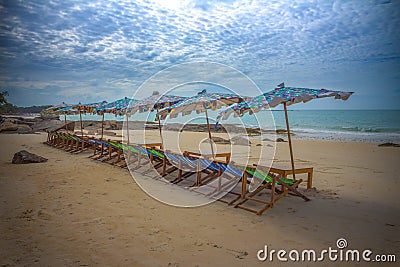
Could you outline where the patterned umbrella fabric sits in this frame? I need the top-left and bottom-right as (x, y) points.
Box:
(158, 89), (245, 120)
(219, 86), (354, 120)
(73, 101), (108, 114)
(96, 97), (138, 116)
(128, 91), (188, 116)
(42, 102), (76, 115)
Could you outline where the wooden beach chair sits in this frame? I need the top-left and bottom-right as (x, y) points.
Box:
(88, 138), (108, 159)
(126, 143), (160, 171)
(233, 165), (310, 215)
(158, 150), (200, 185)
(69, 134), (93, 154)
(90, 139), (116, 161)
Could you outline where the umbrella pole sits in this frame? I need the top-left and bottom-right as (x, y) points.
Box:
(101, 113), (104, 140)
(156, 108), (164, 149)
(126, 114), (130, 145)
(79, 111), (84, 138)
(283, 102), (296, 181)
(64, 114), (67, 131)
(204, 108), (215, 158)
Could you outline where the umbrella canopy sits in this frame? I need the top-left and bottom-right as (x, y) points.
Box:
(219, 86), (354, 120)
(217, 83), (353, 183)
(158, 89), (245, 120)
(96, 97), (138, 116)
(125, 91), (189, 148)
(128, 91), (188, 116)
(42, 102), (76, 115)
(157, 89), (245, 157)
(73, 100), (108, 114)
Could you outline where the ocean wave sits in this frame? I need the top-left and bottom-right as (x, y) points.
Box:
(290, 127), (400, 135)
(330, 126), (400, 133)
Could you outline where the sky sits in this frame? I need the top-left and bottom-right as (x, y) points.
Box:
(0, 0), (399, 109)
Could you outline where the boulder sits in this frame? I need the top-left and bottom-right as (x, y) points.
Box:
(12, 150), (48, 164)
(32, 120), (64, 132)
(246, 128), (261, 136)
(276, 138), (286, 142)
(231, 136), (251, 146)
(203, 137), (231, 144)
(256, 143), (273, 147)
(262, 137), (274, 142)
(212, 137), (231, 144)
(16, 124), (33, 134)
(0, 121), (18, 132)
(378, 142), (400, 147)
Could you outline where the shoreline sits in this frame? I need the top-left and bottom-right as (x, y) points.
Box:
(2, 113), (399, 143)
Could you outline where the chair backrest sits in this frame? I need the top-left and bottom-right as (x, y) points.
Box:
(244, 166), (294, 185)
(147, 148), (164, 159)
(164, 151), (198, 169)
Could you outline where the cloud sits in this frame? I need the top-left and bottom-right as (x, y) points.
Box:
(0, 0), (399, 108)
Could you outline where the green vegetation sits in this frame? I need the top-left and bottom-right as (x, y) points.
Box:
(0, 91), (8, 105)
(0, 91), (51, 114)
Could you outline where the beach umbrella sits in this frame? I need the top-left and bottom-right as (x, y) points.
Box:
(128, 91), (188, 115)
(72, 100), (109, 138)
(97, 97), (136, 116)
(96, 97), (138, 142)
(42, 102), (75, 115)
(42, 103), (77, 131)
(158, 89), (245, 157)
(218, 83), (354, 180)
(73, 100), (108, 114)
(126, 91), (189, 147)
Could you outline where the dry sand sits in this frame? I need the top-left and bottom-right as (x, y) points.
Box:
(0, 132), (399, 266)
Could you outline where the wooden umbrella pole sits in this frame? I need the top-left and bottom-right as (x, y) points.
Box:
(126, 114), (130, 145)
(79, 111), (84, 138)
(204, 108), (215, 158)
(283, 102), (296, 181)
(101, 113), (104, 140)
(64, 114), (67, 131)
(156, 108), (164, 149)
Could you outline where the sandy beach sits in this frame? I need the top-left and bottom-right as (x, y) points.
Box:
(0, 131), (399, 266)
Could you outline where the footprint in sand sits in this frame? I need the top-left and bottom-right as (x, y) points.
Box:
(149, 242), (168, 252)
(19, 209), (34, 221)
(37, 209), (52, 220)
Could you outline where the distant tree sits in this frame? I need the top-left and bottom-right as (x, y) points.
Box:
(0, 91), (8, 105)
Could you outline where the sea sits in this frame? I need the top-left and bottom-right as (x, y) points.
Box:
(65, 110), (400, 143)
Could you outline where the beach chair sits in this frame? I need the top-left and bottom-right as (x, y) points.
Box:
(156, 150), (200, 185)
(90, 139), (116, 161)
(157, 151), (228, 188)
(234, 165), (310, 215)
(68, 134), (94, 154)
(88, 138), (108, 159)
(94, 139), (120, 163)
(124, 143), (156, 171)
(50, 132), (62, 147)
(63, 133), (77, 151)
(101, 140), (124, 164)
(53, 132), (69, 149)
(45, 131), (53, 145)
(182, 158), (245, 204)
